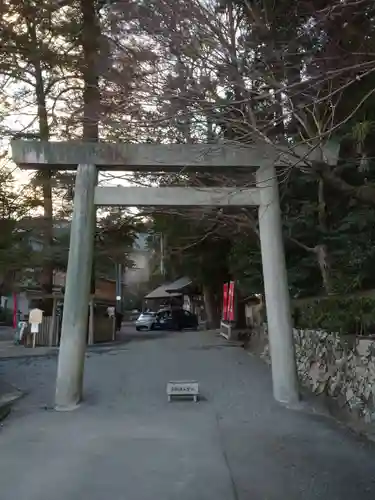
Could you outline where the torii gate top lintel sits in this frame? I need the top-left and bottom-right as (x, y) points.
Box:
(10, 139), (338, 172)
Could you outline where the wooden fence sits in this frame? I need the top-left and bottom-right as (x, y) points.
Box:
(31, 316), (60, 346)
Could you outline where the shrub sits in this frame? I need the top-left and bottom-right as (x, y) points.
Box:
(293, 295), (375, 336)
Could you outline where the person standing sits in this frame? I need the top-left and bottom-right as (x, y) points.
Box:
(115, 310), (123, 332)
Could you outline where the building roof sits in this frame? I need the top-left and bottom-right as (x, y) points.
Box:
(165, 277), (193, 293)
(144, 276), (193, 300)
(144, 283), (182, 300)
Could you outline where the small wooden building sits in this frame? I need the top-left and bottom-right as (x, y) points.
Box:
(19, 277), (118, 347)
(144, 277), (204, 321)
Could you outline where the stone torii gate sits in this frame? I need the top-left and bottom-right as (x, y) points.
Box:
(11, 140), (337, 411)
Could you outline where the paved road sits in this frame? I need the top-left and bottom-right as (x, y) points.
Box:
(0, 327), (374, 500)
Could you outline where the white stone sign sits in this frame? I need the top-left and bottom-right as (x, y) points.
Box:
(167, 380), (199, 402)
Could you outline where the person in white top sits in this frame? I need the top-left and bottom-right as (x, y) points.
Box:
(107, 306), (115, 318)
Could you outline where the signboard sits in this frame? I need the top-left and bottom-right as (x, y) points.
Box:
(167, 380), (199, 402)
(222, 282), (229, 321)
(29, 308), (43, 348)
(227, 281), (235, 322)
(29, 308), (43, 325)
(30, 323), (39, 334)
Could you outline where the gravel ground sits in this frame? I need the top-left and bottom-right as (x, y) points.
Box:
(0, 328), (374, 500)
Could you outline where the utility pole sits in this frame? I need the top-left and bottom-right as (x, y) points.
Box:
(160, 233), (165, 276)
(115, 262), (122, 312)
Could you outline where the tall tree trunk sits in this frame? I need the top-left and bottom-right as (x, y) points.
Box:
(285, 43), (302, 136)
(235, 290), (247, 329)
(315, 244), (332, 294)
(288, 179), (333, 295)
(80, 0), (101, 294)
(81, 0), (100, 142)
(27, 19), (54, 315)
(36, 71), (54, 314)
(203, 284), (220, 329)
(316, 178), (333, 294)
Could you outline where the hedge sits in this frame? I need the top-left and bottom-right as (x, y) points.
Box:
(292, 295), (375, 336)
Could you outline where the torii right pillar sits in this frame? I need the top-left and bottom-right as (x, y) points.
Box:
(256, 163), (299, 405)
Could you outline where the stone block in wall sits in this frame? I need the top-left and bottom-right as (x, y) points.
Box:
(355, 364), (367, 378)
(356, 338), (375, 357)
(259, 325), (375, 422)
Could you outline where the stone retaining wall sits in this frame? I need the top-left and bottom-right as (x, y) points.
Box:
(261, 328), (375, 422)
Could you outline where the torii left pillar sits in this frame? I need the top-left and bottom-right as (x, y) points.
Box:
(55, 163), (97, 410)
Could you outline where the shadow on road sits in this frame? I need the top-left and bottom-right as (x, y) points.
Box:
(116, 328), (178, 344)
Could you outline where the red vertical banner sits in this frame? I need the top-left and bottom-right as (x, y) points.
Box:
(228, 281), (235, 321)
(222, 282), (229, 321)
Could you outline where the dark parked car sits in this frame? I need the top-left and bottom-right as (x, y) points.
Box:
(135, 308), (198, 331)
(155, 308), (198, 331)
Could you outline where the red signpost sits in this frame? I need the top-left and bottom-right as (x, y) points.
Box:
(228, 281), (235, 321)
(222, 282), (229, 321)
(222, 281), (235, 322)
